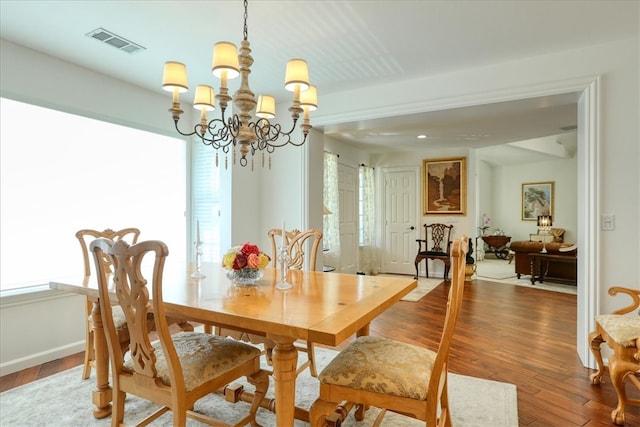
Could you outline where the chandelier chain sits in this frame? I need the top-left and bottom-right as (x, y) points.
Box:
(243, 0), (249, 41)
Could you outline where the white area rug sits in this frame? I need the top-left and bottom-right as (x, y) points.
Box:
(0, 347), (518, 426)
(476, 259), (577, 295)
(475, 258), (517, 280)
(401, 277), (443, 301)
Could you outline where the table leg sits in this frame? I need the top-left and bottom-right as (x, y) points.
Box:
(90, 300), (112, 419)
(270, 335), (299, 426)
(530, 257), (537, 285)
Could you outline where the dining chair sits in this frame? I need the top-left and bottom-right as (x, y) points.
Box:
(76, 228), (140, 380)
(76, 228), (193, 380)
(309, 236), (468, 427)
(268, 228), (323, 376)
(215, 228), (324, 376)
(90, 237), (269, 427)
(588, 286), (640, 425)
(414, 223), (454, 280)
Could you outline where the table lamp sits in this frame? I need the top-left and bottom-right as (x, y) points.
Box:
(537, 215), (552, 253)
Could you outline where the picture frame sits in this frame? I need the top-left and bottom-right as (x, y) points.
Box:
(521, 181), (554, 220)
(422, 157), (466, 215)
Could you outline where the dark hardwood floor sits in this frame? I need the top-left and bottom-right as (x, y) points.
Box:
(1, 279), (638, 426)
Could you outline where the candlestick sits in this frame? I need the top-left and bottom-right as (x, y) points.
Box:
(191, 227), (205, 278)
(276, 244), (292, 290)
(282, 220), (286, 245)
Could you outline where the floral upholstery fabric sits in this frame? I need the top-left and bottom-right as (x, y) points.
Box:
(89, 305), (128, 330)
(123, 332), (261, 392)
(596, 314), (640, 348)
(318, 336), (436, 400)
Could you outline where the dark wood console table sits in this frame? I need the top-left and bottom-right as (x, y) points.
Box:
(529, 252), (577, 285)
(481, 235), (511, 259)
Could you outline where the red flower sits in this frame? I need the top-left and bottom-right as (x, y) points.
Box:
(232, 253), (248, 270)
(241, 243), (260, 256)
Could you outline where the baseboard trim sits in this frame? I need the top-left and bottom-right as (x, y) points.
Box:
(0, 341), (85, 377)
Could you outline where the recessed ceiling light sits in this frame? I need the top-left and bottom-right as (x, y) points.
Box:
(417, 134), (428, 139)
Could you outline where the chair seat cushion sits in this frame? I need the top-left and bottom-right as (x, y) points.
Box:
(318, 336), (435, 400)
(595, 314), (640, 347)
(88, 305), (128, 330)
(418, 251), (447, 257)
(124, 332), (261, 391)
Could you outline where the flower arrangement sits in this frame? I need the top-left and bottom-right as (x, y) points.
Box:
(478, 213), (491, 235)
(223, 243), (271, 271)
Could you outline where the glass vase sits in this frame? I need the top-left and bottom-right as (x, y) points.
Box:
(226, 268), (264, 286)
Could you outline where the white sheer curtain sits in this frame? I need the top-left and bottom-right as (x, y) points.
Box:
(359, 165), (378, 274)
(323, 152), (341, 269)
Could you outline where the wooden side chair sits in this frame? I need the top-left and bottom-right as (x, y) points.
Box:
(76, 228), (193, 380)
(216, 228), (324, 377)
(310, 236), (468, 427)
(90, 238), (269, 427)
(268, 228), (323, 270)
(588, 286), (640, 425)
(76, 228), (140, 380)
(269, 228), (323, 376)
(414, 223), (454, 280)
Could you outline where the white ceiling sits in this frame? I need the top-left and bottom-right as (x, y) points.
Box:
(1, 1), (637, 164)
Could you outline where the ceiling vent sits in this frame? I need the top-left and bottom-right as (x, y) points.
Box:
(86, 27), (145, 54)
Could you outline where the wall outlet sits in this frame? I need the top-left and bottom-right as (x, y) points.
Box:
(601, 214), (615, 231)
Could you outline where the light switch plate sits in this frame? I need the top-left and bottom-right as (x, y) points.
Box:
(601, 214), (615, 230)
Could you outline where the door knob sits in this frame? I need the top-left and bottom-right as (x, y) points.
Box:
(409, 226), (415, 230)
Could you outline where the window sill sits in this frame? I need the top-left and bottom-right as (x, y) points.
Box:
(0, 284), (75, 307)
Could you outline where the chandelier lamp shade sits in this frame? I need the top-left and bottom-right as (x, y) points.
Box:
(162, 0), (317, 170)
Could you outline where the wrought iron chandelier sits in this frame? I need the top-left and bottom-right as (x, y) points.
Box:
(162, 0), (317, 170)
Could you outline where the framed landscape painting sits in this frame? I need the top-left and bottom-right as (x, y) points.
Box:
(422, 157), (466, 215)
(522, 181), (554, 220)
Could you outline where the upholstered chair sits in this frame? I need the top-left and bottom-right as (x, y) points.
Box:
(76, 228), (194, 380)
(76, 228), (140, 379)
(90, 238), (269, 427)
(589, 286), (640, 425)
(310, 236), (468, 427)
(414, 223), (454, 280)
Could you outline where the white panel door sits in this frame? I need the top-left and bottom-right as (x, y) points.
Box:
(383, 168), (418, 274)
(338, 163), (358, 274)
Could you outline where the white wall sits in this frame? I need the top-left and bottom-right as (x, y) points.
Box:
(490, 157), (578, 243)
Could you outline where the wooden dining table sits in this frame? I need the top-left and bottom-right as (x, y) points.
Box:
(49, 262), (416, 426)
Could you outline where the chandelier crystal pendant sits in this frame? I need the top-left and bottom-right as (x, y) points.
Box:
(162, 0), (318, 170)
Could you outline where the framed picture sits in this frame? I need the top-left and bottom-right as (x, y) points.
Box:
(422, 157), (466, 215)
(522, 181), (554, 220)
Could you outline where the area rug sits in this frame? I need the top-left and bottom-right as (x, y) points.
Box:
(476, 259), (577, 295)
(0, 347), (518, 426)
(400, 277), (443, 301)
(475, 259), (517, 280)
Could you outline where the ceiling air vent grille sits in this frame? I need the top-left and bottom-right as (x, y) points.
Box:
(86, 27), (146, 54)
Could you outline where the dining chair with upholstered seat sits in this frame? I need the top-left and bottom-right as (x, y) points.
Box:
(76, 228), (140, 380)
(268, 228), (323, 376)
(76, 228), (193, 380)
(216, 228), (323, 376)
(90, 237), (269, 427)
(588, 286), (640, 425)
(414, 223), (454, 280)
(310, 236), (468, 427)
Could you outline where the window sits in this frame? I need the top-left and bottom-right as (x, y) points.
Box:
(0, 98), (187, 292)
(192, 142), (222, 263)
